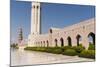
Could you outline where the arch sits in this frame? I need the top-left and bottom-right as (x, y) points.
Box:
(43, 41), (45, 44)
(76, 34), (82, 46)
(88, 32), (95, 45)
(35, 42), (37, 47)
(43, 41), (45, 47)
(37, 6), (39, 9)
(41, 41), (42, 47)
(55, 39), (58, 47)
(47, 40), (49, 47)
(36, 42), (37, 45)
(60, 38), (64, 47)
(67, 36), (72, 46)
(33, 5), (35, 8)
(38, 42), (40, 47)
(41, 41), (42, 44)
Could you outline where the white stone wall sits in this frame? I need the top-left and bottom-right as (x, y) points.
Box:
(28, 18), (95, 49)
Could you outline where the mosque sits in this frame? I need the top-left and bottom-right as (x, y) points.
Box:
(28, 2), (95, 49)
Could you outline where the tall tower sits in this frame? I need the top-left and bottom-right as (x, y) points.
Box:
(31, 2), (41, 35)
(18, 28), (23, 45)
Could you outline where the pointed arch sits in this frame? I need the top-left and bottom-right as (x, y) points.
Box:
(67, 36), (72, 46)
(55, 39), (58, 47)
(60, 37), (64, 47)
(47, 40), (49, 47)
(76, 34), (82, 46)
(88, 32), (95, 45)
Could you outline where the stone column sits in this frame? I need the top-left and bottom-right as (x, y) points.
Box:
(82, 27), (89, 49)
(82, 35), (89, 49)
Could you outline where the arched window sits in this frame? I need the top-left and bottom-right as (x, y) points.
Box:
(33, 5), (35, 8)
(88, 32), (95, 45)
(37, 6), (39, 9)
(60, 38), (64, 47)
(50, 29), (52, 33)
(76, 34), (82, 46)
(67, 36), (72, 46)
(55, 39), (58, 47)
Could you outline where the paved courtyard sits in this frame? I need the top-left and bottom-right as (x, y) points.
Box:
(11, 48), (94, 66)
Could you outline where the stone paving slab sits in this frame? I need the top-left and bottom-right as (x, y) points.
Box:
(11, 49), (94, 66)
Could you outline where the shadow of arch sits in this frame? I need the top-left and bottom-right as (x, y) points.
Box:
(47, 40), (49, 47)
(67, 36), (72, 46)
(41, 41), (42, 47)
(88, 32), (95, 45)
(60, 38), (64, 47)
(43, 41), (45, 47)
(55, 39), (58, 47)
(76, 34), (82, 46)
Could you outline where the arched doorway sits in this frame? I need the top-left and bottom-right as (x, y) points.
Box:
(67, 36), (72, 46)
(55, 39), (58, 47)
(88, 32), (95, 45)
(76, 34), (82, 46)
(47, 40), (49, 47)
(43, 41), (45, 47)
(41, 41), (42, 47)
(60, 38), (64, 47)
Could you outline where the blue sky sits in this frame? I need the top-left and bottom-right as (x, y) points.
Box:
(11, 0), (95, 43)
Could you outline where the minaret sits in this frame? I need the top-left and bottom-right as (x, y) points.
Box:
(31, 2), (41, 35)
(18, 28), (23, 45)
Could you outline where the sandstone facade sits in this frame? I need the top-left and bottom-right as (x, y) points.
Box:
(28, 2), (95, 49)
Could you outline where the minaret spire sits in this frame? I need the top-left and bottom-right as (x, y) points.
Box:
(31, 2), (41, 35)
(18, 27), (23, 45)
